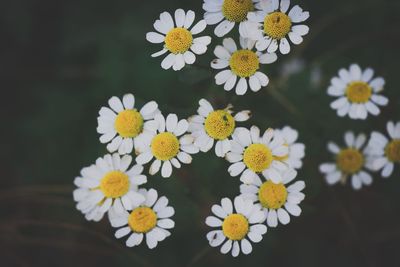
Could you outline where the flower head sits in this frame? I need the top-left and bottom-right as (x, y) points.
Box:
(274, 126), (305, 169)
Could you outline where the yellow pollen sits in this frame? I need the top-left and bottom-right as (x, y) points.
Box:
(385, 140), (400, 163)
(165, 27), (193, 54)
(114, 109), (144, 138)
(264, 12), (292, 40)
(222, 214), (249, 240)
(336, 148), (364, 174)
(258, 181), (288, 209)
(128, 207), (157, 233)
(222, 0), (254, 22)
(100, 171), (130, 198)
(151, 132), (180, 161)
(345, 81), (372, 103)
(243, 144), (273, 173)
(204, 110), (235, 140)
(229, 50), (259, 78)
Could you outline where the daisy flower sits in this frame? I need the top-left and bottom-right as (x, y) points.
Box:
(109, 188), (174, 249)
(328, 64), (388, 120)
(202, 0), (260, 37)
(319, 131), (373, 190)
(135, 113), (199, 178)
(240, 168), (305, 227)
(241, 0), (310, 54)
(188, 98), (251, 157)
(275, 126), (305, 169)
(146, 9), (211, 71)
(226, 126), (289, 184)
(205, 196), (267, 257)
(73, 154), (147, 221)
(211, 37), (277, 95)
(366, 121), (400, 178)
(97, 94), (160, 155)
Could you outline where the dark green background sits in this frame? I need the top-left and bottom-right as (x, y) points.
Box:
(2, 0), (400, 266)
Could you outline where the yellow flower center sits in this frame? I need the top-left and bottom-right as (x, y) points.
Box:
(204, 110), (235, 140)
(385, 140), (400, 163)
(100, 171), (130, 198)
(336, 148), (364, 174)
(222, 214), (249, 240)
(114, 110), (144, 138)
(164, 27), (193, 54)
(128, 207), (157, 233)
(345, 81), (372, 103)
(264, 12), (292, 40)
(151, 132), (180, 161)
(258, 181), (288, 209)
(229, 50), (260, 78)
(243, 144), (273, 173)
(222, 0), (254, 22)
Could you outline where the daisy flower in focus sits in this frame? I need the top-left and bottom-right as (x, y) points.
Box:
(146, 9), (211, 71)
(240, 168), (305, 227)
(226, 126), (289, 184)
(275, 126), (305, 169)
(328, 64), (388, 120)
(189, 98), (251, 157)
(366, 121), (400, 178)
(211, 37), (277, 95)
(205, 196), (267, 257)
(97, 94), (159, 155)
(73, 154), (146, 221)
(109, 188), (174, 249)
(135, 113), (199, 178)
(319, 132), (373, 190)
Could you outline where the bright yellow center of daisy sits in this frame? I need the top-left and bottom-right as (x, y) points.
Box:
(128, 207), (157, 233)
(222, 214), (249, 240)
(345, 81), (372, 103)
(204, 110), (235, 140)
(258, 181), (288, 209)
(222, 0), (254, 22)
(243, 144), (273, 173)
(264, 12), (292, 40)
(229, 50), (260, 78)
(100, 171), (130, 198)
(165, 27), (193, 54)
(114, 109), (144, 138)
(151, 132), (180, 161)
(336, 148), (364, 174)
(385, 140), (400, 163)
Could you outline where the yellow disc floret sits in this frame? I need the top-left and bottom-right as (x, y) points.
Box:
(264, 12), (292, 40)
(128, 207), (157, 233)
(100, 171), (130, 198)
(385, 140), (400, 163)
(336, 148), (364, 174)
(114, 109), (144, 138)
(229, 50), (260, 78)
(204, 110), (235, 140)
(222, 0), (254, 22)
(222, 214), (249, 240)
(151, 132), (180, 161)
(345, 81), (372, 103)
(243, 144), (273, 173)
(165, 27), (193, 54)
(258, 181), (288, 209)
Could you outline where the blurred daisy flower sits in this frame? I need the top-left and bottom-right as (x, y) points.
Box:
(275, 126), (305, 169)
(135, 113), (199, 178)
(205, 196), (267, 257)
(146, 9), (211, 71)
(189, 98), (251, 157)
(319, 132), (373, 190)
(73, 154), (146, 221)
(97, 94), (159, 155)
(109, 189), (175, 249)
(328, 64), (388, 120)
(226, 126), (289, 184)
(211, 37), (277, 95)
(240, 168), (305, 227)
